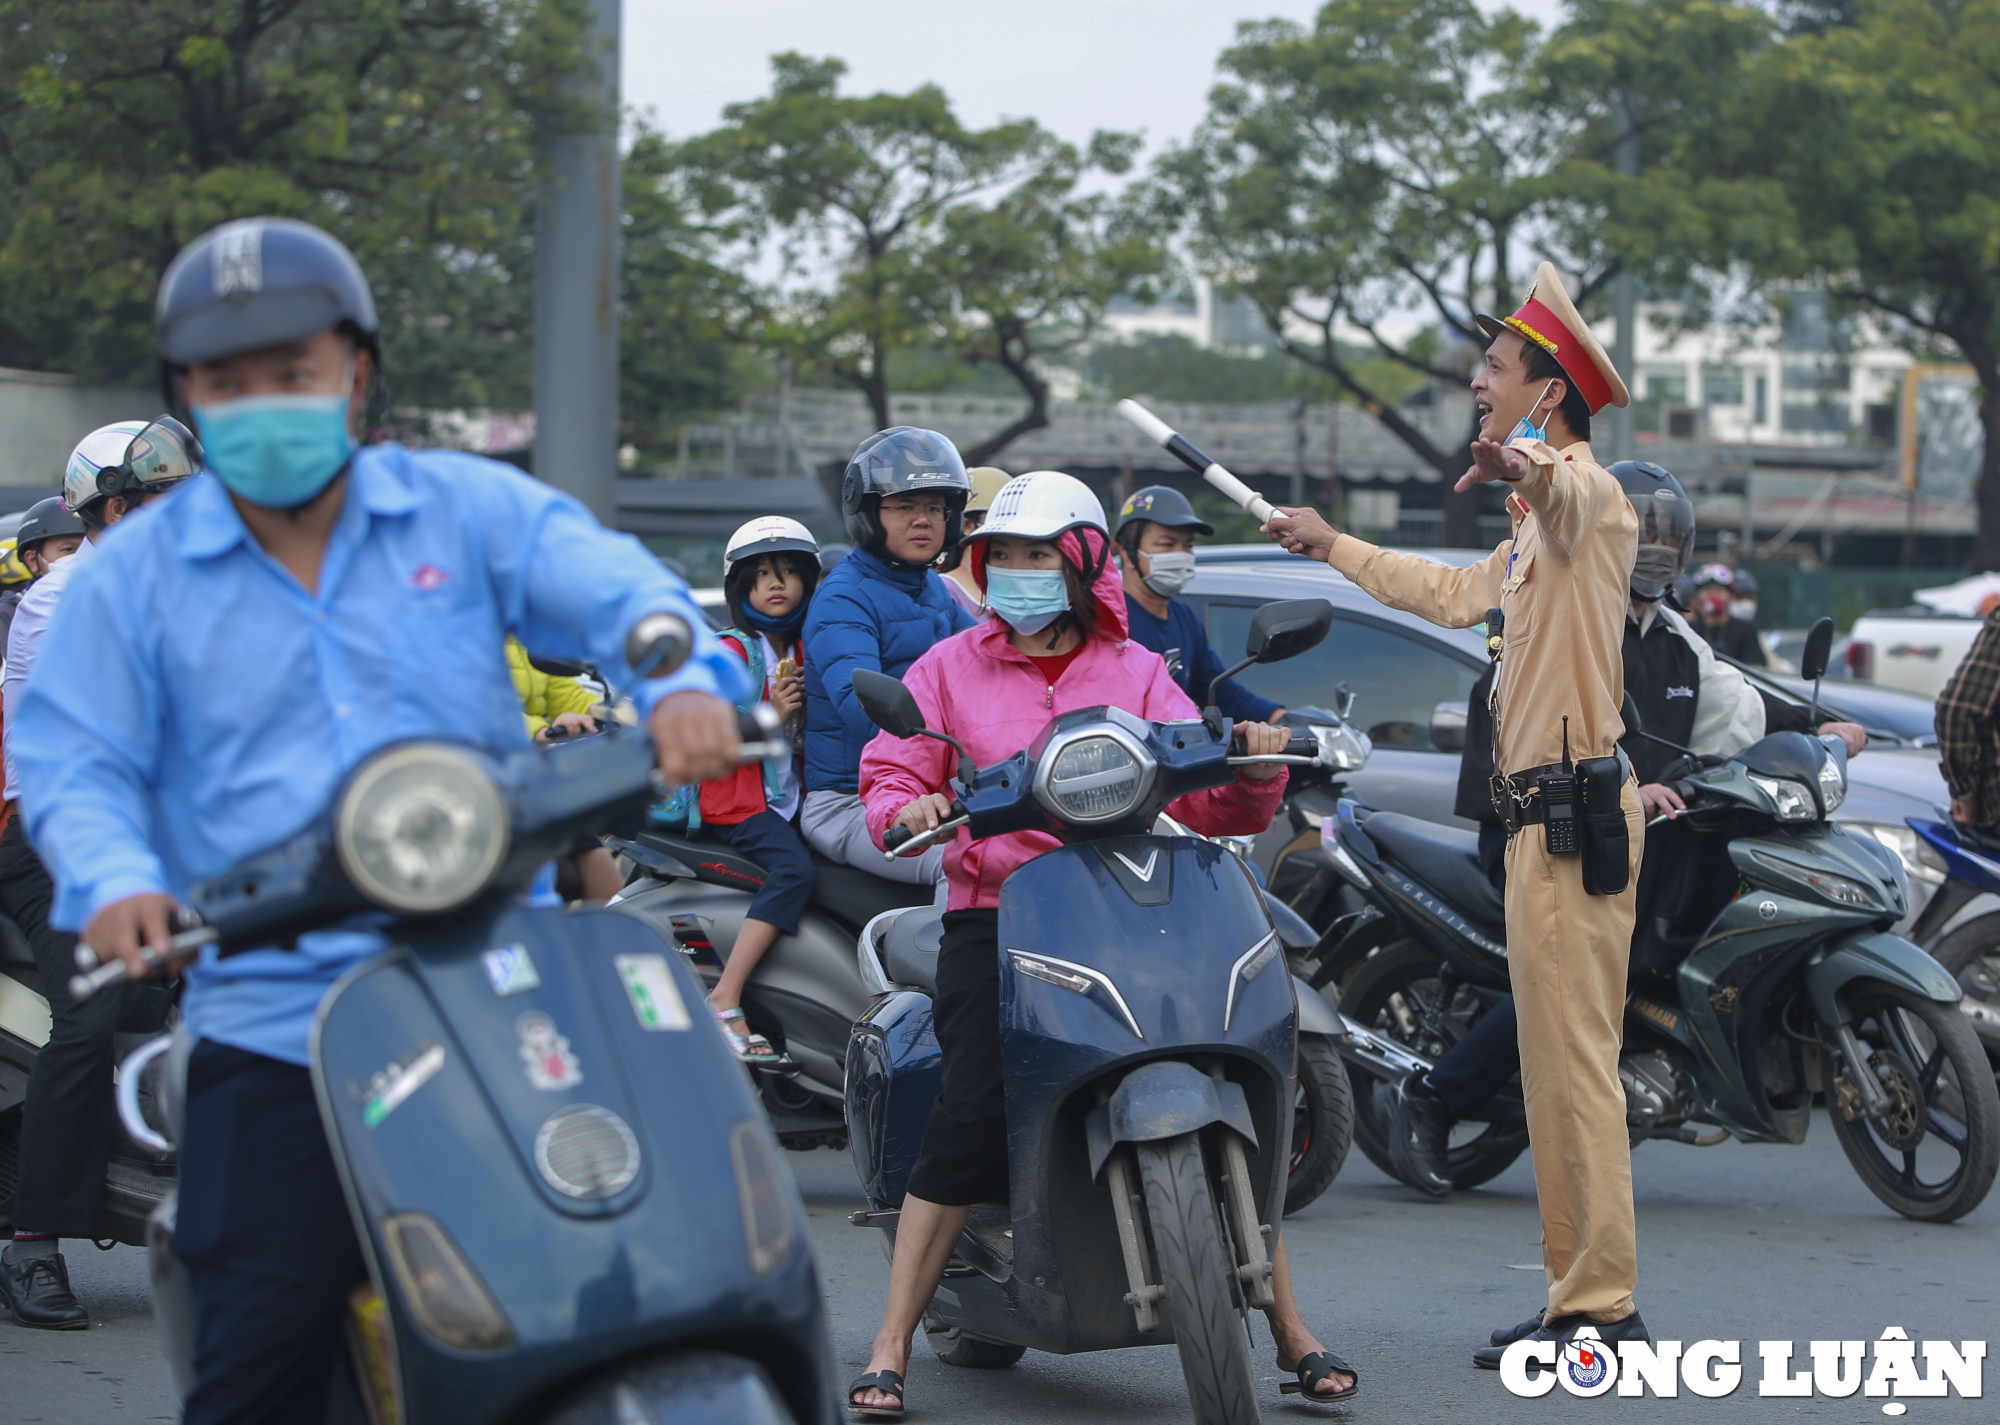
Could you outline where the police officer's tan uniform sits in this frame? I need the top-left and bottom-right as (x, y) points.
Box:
(1322, 266), (1642, 1324)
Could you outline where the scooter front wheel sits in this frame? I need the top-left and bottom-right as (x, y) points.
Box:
(1137, 1133), (1262, 1425)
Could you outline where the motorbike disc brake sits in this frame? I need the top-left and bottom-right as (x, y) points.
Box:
(1864, 1049), (1927, 1152)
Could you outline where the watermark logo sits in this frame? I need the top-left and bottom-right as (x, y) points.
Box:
(1500, 1327), (1984, 1414)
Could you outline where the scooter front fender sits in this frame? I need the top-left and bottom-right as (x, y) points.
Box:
(1291, 975), (1343, 1037)
(1083, 1059), (1258, 1179)
(1805, 930), (1961, 1027)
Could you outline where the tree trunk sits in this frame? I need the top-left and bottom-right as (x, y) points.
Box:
(1443, 407), (1482, 548)
(962, 334), (1050, 467)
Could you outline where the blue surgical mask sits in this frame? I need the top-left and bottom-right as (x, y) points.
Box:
(193, 390), (355, 509)
(984, 568), (1070, 634)
(1507, 378), (1558, 444)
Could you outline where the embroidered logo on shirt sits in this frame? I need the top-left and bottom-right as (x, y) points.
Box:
(1665, 685), (1695, 699)
(410, 563), (451, 591)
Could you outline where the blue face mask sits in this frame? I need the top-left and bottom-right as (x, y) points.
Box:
(984, 568), (1070, 635)
(1507, 378), (1558, 444)
(193, 391), (355, 509)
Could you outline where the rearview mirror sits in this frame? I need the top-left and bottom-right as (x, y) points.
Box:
(1247, 599), (1335, 665)
(1800, 616), (1834, 683)
(851, 668), (927, 739)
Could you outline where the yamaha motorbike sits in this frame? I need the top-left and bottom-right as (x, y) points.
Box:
(97, 618), (835, 1425)
(1314, 705), (2000, 1222)
(843, 600), (1345, 1425)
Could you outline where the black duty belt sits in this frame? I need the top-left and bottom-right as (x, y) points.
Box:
(1490, 761), (1569, 833)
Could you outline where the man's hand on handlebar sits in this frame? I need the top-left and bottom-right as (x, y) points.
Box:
(1819, 720), (1866, 757)
(1639, 782), (1686, 820)
(893, 793), (957, 839)
(648, 690), (740, 785)
(1235, 722), (1290, 781)
(82, 890), (188, 979)
(535, 711), (600, 744)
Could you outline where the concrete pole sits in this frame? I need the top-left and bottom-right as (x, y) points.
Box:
(1608, 94), (1639, 465)
(533, 0), (621, 523)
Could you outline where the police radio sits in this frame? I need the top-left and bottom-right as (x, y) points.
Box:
(1539, 717), (1580, 855)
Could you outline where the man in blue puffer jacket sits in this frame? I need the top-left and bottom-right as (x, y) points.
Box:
(801, 428), (976, 885)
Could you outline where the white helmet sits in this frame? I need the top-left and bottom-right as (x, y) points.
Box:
(967, 471), (1107, 545)
(64, 417), (201, 527)
(722, 515), (819, 579)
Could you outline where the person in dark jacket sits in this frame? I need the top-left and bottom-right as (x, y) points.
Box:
(1115, 485), (1283, 722)
(801, 427), (975, 886)
(1688, 562), (1766, 665)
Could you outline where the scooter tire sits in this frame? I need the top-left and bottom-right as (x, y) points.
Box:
(1927, 912), (2000, 1066)
(1825, 978), (2000, 1223)
(1137, 1133), (1263, 1425)
(1283, 1036), (1353, 1216)
(924, 1320), (1027, 1368)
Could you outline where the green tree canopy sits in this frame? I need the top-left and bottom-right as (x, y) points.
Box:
(0, 0), (594, 415)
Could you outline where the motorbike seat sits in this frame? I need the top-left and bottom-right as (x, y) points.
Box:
(0, 912), (33, 970)
(1358, 811), (1505, 933)
(879, 905), (947, 996)
(808, 856), (934, 931)
(633, 831), (770, 893)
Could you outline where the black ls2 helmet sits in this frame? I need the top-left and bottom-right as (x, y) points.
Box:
(840, 427), (971, 567)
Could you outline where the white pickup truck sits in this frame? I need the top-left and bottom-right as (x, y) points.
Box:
(1845, 608), (1983, 698)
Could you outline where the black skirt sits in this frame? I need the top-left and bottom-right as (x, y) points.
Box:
(904, 908), (1009, 1207)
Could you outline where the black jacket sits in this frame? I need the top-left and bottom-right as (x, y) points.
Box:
(1692, 614), (1766, 667)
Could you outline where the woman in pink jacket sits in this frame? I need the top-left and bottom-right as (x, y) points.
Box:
(847, 472), (1357, 1417)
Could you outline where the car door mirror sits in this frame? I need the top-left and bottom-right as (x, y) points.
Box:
(1799, 616), (1835, 683)
(1246, 599), (1335, 664)
(1431, 702), (1467, 753)
(851, 669), (926, 738)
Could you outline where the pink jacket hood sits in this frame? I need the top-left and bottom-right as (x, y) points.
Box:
(966, 525), (1129, 644)
(859, 559), (1285, 911)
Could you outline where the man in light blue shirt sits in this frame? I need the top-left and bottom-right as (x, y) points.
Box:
(9, 218), (746, 1422)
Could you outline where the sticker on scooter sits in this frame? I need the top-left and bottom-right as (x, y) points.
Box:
(615, 953), (691, 1031)
(518, 1011), (583, 1091)
(358, 1042), (445, 1128)
(481, 943), (541, 996)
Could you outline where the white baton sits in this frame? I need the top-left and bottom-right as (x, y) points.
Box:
(1115, 399), (1278, 524)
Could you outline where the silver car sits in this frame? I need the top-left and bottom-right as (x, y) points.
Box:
(1186, 546), (1952, 919)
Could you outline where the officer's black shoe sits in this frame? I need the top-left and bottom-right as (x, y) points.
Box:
(1472, 1310), (1650, 1370)
(1490, 1306), (1548, 1348)
(1376, 1077), (1453, 1198)
(0, 1248), (90, 1330)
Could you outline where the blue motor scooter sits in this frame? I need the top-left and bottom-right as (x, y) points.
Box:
(843, 601), (1339, 1425)
(101, 617), (835, 1425)
(1905, 817), (2000, 1081)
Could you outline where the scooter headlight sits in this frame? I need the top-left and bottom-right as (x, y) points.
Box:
(1816, 753), (1847, 814)
(1035, 729), (1154, 824)
(1748, 774), (1818, 822)
(336, 743), (509, 913)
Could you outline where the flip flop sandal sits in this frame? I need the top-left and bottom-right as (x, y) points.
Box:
(1281, 1350), (1359, 1404)
(847, 1369), (905, 1419)
(713, 1007), (784, 1065)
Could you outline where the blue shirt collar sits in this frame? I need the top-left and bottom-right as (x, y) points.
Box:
(177, 447), (426, 562)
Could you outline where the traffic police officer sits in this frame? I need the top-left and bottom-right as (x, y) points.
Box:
(1267, 262), (1651, 1361)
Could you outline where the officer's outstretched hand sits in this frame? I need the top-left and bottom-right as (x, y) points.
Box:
(83, 890), (188, 979)
(648, 690), (741, 785)
(1263, 506), (1339, 562)
(1456, 438), (1530, 492)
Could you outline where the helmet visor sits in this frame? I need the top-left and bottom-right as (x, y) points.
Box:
(123, 416), (203, 490)
(1629, 491), (1695, 600)
(857, 428), (969, 498)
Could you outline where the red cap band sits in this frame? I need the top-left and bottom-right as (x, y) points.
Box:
(1508, 297), (1615, 415)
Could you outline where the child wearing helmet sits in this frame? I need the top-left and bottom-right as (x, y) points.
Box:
(847, 471), (1356, 1415)
(699, 516), (822, 1061)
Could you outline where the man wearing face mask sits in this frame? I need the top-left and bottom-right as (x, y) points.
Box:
(1116, 486), (1283, 722)
(1265, 263), (1653, 1367)
(9, 217), (744, 1420)
(1688, 563), (1766, 666)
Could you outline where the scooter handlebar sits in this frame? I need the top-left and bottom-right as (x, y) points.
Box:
(67, 923), (220, 1003)
(883, 804), (968, 858)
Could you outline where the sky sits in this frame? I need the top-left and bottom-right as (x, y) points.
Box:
(622, 0), (1570, 159)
